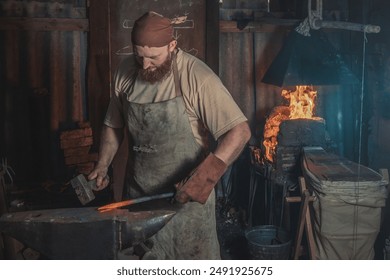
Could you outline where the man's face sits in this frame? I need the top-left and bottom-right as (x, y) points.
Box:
(134, 41), (177, 84)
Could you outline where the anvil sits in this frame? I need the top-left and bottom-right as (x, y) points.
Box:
(0, 206), (176, 259)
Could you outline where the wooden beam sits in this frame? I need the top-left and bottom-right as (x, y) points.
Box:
(0, 17), (89, 31)
(220, 20), (291, 33)
(87, 0), (111, 150)
(206, 0), (219, 74)
(220, 17), (380, 34)
(312, 19), (380, 34)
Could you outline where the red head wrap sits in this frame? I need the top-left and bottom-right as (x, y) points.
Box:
(131, 11), (174, 47)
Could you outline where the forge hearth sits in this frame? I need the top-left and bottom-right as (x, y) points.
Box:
(249, 85), (335, 227)
(259, 117), (330, 188)
(277, 119), (326, 147)
(275, 118), (328, 183)
(250, 116), (333, 227)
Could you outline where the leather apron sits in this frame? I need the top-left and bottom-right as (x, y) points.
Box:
(124, 54), (220, 259)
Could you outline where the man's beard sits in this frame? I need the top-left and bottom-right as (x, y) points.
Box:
(137, 53), (173, 84)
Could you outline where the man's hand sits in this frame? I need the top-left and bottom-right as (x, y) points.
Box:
(88, 165), (110, 191)
(175, 153), (227, 204)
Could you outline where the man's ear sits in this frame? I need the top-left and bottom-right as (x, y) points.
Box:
(168, 40), (177, 52)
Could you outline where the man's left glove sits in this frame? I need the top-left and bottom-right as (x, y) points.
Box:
(175, 153), (227, 204)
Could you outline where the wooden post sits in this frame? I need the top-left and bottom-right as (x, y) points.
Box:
(286, 176), (317, 260)
(300, 177), (316, 260)
(293, 180), (310, 260)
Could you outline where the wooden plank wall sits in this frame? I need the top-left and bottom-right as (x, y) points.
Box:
(0, 0), (88, 185)
(219, 0), (293, 145)
(0, 0), (211, 193)
(219, 27), (288, 144)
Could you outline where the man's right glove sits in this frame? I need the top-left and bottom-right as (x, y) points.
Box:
(175, 153), (227, 204)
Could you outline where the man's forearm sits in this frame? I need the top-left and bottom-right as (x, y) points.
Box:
(96, 125), (124, 168)
(213, 121), (251, 166)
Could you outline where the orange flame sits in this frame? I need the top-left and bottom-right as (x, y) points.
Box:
(262, 85), (319, 163)
(282, 85), (317, 119)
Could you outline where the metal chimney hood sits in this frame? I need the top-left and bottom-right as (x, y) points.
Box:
(261, 28), (360, 87)
(261, 0), (380, 88)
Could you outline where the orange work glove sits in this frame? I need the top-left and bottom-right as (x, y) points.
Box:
(175, 153), (227, 204)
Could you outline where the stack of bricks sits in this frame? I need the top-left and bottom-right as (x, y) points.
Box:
(60, 122), (98, 175)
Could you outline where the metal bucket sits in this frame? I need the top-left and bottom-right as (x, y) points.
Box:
(245, 225), (291, 260)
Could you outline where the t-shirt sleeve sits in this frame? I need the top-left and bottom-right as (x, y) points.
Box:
(194, 73), (248, 140)
(104, 57), (137, 128)
(104, 92), (125, 128)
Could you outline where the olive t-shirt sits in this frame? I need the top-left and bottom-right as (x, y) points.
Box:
(104, 48), (247, 148)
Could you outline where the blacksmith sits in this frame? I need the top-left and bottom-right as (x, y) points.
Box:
(88, 11), (251, 259)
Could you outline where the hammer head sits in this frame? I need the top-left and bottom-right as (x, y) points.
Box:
(70, 174), (96, 205)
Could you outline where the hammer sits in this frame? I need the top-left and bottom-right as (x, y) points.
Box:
(70, 174), (96, 205)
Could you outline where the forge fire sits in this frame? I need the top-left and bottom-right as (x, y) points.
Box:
(262, 85), (324, 163)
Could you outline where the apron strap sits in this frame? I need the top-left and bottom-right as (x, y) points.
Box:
(172, 51), (182, 98)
